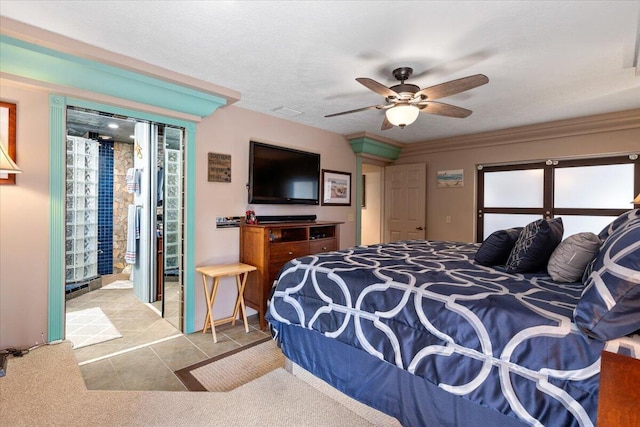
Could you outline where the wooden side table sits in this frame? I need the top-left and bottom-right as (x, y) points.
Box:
(196, 263), (257, 343)
(597, 350), (640, 427)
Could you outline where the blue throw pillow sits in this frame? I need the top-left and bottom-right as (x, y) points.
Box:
(475, 227), (523, 266)
(584, 209), (640, 282)
(505, 218), (564, 274)
(574, 218), (640, 341)
(597, 209), (640, 242)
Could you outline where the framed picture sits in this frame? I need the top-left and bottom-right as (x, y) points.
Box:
(322, 169), (351, 206)
(0, 101), (17, 185)
(437, 169), (464, 188)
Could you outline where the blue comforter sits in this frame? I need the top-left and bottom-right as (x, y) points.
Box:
(266, 240), (640, 427)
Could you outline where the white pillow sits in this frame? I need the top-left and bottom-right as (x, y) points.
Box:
(547, 232), (601, 283)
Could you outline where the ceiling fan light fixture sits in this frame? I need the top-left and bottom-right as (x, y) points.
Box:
(385, 104), (420, 128)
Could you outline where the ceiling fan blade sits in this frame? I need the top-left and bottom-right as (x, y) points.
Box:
(356, 77), (400, 99)
(414, 74), (489, 100)
(419, 101), (473, 118)
(325, 105), (384, 118)
(381, 116), (393, 130)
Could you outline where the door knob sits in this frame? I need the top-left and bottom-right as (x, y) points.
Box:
(416, 226), (425, 231)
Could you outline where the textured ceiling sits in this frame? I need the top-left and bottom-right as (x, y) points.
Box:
(2, 1), (640, 144)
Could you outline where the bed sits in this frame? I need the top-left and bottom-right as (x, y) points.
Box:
(265, 210), (640, 427)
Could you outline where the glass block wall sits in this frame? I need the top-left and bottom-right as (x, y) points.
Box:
(98, 141), (114, 275)
(164, 148), (182, 275)
(65, 136), (99, 284)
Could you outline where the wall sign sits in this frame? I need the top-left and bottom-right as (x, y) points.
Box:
(208, 152), (231, 182)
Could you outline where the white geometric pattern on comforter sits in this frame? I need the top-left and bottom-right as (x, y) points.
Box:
(268, 240), (640, 427)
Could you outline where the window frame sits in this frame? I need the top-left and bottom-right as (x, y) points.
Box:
(476, 155), (640, 242)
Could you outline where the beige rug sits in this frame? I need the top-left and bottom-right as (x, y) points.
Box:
(101, 279), (133, 289)
(176, 338), (285, 392)
(65, 307), (122, 349)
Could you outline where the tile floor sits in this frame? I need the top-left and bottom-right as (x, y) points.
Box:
(66, 279), (270, 391)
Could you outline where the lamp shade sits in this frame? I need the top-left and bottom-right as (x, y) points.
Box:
(633, 193), (640, 204)
(385, 104), (420, 128)
(0, 141), (21, 173)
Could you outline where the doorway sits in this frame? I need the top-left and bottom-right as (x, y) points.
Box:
(64, 107), (184, 343)
(361, 163), (384, 245)
(360, 162), (427, 245)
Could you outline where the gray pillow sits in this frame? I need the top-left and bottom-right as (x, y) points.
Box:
(547, 232), (602, 283)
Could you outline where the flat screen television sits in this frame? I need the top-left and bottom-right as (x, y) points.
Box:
(248, 141), (320, 205)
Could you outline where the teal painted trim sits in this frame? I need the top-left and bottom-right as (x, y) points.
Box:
(69, 98), (191, 129)
(0, 35), (227, 118)
(48, 95), (66, 342)
(48, 95), (198, 337)
(356, 157), (362, 246)
(184, 122), (197, 334)
(349, 137), (401, 161)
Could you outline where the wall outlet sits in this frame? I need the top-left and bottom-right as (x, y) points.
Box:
(35, 332), (45, 346)
(445, 215), (452, 224)
(348, 213), (355, 222)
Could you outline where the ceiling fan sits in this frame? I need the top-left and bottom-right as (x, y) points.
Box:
(325, 67), (489, 130)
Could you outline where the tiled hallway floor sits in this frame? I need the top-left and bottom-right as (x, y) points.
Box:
(66, 284), (270, 391)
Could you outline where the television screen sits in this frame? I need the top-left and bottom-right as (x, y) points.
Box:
(248, 141), (320, 205)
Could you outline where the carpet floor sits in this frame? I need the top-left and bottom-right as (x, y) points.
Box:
(176, 337), (284, 391)
(1, 340), (398, 426)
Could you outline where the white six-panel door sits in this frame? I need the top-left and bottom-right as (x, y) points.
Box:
(384, 163), (426, 242)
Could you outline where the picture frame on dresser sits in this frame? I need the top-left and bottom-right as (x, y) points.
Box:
(321, 169), (351, 206)
(0, 101), (18, 185)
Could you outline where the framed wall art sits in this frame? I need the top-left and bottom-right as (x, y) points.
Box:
(0, 101), (18, 185)
(437, 169), (464, 188)
(321, 169), (351, 206)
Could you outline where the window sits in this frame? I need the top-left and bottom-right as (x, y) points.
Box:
(476, 155), (639, 241)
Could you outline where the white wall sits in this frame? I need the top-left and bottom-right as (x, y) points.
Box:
(193, 105), (357, 329)
(395, 111), (640, 242)
(0, 83), (51, 348)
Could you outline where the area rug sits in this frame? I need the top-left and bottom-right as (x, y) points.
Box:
(101, 279), (133, 289)
(65, 307), (122, 349)
(175, 337), (285, 392)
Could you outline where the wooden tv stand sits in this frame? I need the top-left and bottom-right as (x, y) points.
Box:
(239, 220), (342, 330)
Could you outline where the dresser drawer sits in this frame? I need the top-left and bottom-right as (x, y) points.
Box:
(310, 238), (336, 254)
(270, 241), (309, 264)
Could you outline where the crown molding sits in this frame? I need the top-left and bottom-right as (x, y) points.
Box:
(345, 131), (405, 148)
(0, 16), (240, 107)
(401, 109), (640, 156)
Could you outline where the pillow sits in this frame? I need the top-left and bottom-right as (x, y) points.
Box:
(547, 232), (601, 283)
(474, 227), (523, 266)
(584, 209), (640, 282)
(597, 208), (640, 242)
(505, 217), (564, 274)
(574, 218), (640, 341)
